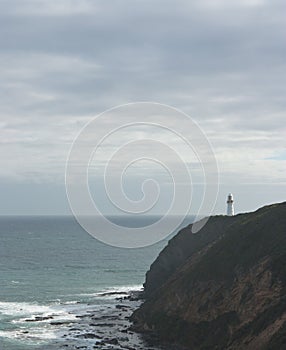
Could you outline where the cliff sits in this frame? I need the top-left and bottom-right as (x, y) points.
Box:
(132, 202), (286, 349)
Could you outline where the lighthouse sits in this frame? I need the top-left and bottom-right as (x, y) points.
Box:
(227, 193), (234, 216)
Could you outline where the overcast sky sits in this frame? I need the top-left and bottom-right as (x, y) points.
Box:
(0, 0), (285, 215)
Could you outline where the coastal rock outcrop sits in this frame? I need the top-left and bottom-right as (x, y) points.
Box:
(132, 202), (286, 349)
(143, 215), (242, 298)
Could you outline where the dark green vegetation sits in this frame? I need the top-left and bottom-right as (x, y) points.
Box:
(132, 202), (286, 349)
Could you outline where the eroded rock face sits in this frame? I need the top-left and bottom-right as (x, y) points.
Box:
(143, 215), (240, 298)
(132, 202), (286, 349)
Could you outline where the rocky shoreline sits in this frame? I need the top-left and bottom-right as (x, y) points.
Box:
(131, 202), (286, 349)
(30, 290), (165, 350)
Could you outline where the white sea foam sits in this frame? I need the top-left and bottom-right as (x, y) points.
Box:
(0, 285), (143, 347)
(63, 300), (79, 305)
(0, 301), (80, 345)
(0, 301), (53, 317)
(0, 300), (80, 328)
(0, 327), (58, 343)
(0, 285), (142, 323)
(78, 284), (143, 298)
(104, 284), (143, 293)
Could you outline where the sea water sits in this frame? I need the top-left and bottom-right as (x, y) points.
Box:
(0, 215), (193, 350)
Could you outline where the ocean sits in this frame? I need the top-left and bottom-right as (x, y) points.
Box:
(0, 215), (193, 350)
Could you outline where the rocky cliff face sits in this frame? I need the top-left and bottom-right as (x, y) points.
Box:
(143, 215), (242, 298)
(132, 202), (286, 349)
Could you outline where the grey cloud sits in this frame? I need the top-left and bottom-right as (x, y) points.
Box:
(0, 0), (285, 190)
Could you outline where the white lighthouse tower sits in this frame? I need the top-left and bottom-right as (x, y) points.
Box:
(227, 193), (234, 216)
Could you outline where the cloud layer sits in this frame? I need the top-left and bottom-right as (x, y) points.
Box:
(0, 0), (285, 214)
